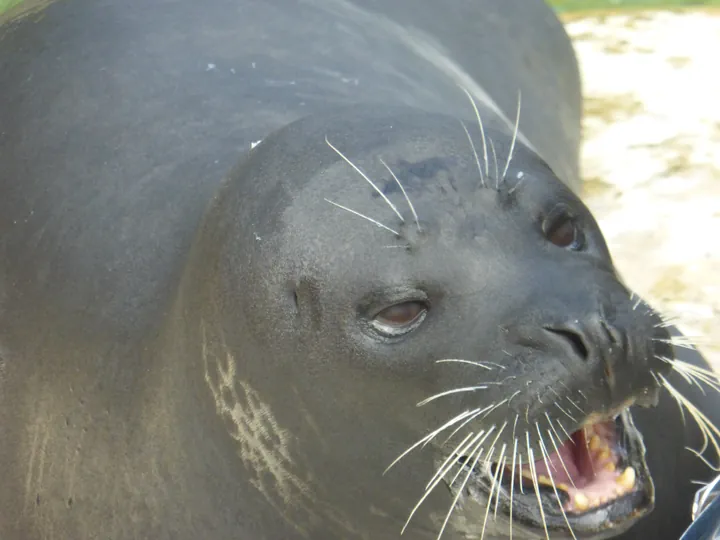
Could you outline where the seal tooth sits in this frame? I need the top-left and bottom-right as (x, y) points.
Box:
(589, 435), (602, 451)
(574, 492), (590, 511)
(537, 475), (553, 486)
(597, 448), (611, 462)
(616, 467), (636, 490)
(604, 462), (616, 472)
(557, 482), (570, 492)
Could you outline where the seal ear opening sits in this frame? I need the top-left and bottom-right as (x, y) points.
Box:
(289, 277), (323, 331)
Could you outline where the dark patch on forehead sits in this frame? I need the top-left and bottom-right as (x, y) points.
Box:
(371, 156), (459, 200)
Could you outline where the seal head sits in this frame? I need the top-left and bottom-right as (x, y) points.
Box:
(181, 105), (674, 539)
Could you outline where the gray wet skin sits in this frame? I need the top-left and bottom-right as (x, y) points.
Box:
(1, 0), (719, 539)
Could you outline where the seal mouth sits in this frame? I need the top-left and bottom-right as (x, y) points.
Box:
(504, 417), (640, 513)
(454, 407), (652, 536)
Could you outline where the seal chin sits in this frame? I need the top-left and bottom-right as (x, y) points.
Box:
(450, 407), (653, 538)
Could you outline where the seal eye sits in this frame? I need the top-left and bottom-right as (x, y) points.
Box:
(372, 301), (427, 336)
(544, 207), (585, 250)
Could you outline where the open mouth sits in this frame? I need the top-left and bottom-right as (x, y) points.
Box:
(512, 417), (637, 514)
(454, 408), (653, 535)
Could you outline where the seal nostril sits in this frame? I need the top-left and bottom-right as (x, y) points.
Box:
(546, 328), (589, 360)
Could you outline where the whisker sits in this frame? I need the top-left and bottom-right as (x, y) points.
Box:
(506, 175), (527, 196)
(654, 338), (700, 351)
(493, 449), (508, 519)
(443, 399), (509, 443)
(546, 426), (576, 488)
(556, 419), (575, 443)
(435, 358), (499, 370)
(436, 432), (491, 540)
(417, 385), (490, 407)
(426, 429), (494, 491)
(509, 437), (518, 540)
(501, 90), (522, 181)
(379, 157), (422, 232)
(325, 136), (405, 222)
(537, 427), (578, 540)
(479, 448), (501, 540)
(518, 452), (525, 495)
(660, 375), (720, 471)
(324, 198), (400, 236)
(458, 85), (489, 177)
(459, 120), (486, 188)
(526, 433), (550, 540)
(566, 397), (586, 415)
(479, 423), (507, 539)
(401, 432), (480, 534)
(489, 139), (499, 189)
(554, 402), (577, 422)
(384, 409), (479, 474)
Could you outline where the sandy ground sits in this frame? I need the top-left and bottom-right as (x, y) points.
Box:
(565, 10), (720, 370)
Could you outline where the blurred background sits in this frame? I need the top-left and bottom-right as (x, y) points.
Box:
(557, 4), (720, 371)
(1, 0), (718, 369)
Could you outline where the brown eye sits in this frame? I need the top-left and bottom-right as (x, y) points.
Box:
(544, 208), (584, 250)
(372, 301), (428, 335)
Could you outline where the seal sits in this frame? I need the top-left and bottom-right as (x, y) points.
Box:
(0, 0), (718, 539)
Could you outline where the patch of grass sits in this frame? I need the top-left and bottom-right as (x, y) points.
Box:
(550, 0), (720, 12)
(0, 0), (22, 15)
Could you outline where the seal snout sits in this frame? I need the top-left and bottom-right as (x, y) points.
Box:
(545, 316), (626, 388)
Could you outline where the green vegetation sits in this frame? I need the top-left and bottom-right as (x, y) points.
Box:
(2, 0), (720, 17)
(549, 0), (720, 12)
(0, 0), (22, 15)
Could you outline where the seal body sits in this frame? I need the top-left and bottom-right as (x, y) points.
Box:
(0, 1), (718, 539)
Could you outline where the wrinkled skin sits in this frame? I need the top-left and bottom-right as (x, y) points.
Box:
(1, 0), (719, 539)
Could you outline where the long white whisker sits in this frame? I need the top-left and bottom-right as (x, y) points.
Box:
(443, 399), (510, 443)
(324, 198), (400, 236)
(417, 385), (489, 407)
(436, 433), (491, 540)
(325, 136), (405, 222)
(489, 139), (499, 189)
(384, 409), (479, 474)
(556, 419), (574, 442)
(426, 429), (494, 491)
(479, 449), (501, 540)
(537, 426), (578, 540)
(509, 437), (518, 540)
(660, 375), (720, 471)
(480, 423), (508, 539)
(459, 120), (486, 188)
(526, 432), (550, 540)
(458, 85), (489, 177)
(401, 432), (480, 534)
(493, 449), (508, 519)
(436, 358), (505, 370)
(502, 90), (522, 181)
(379, 157), (422, 232)
(545, 421), (576, 488)
(554, 402), (577, 422)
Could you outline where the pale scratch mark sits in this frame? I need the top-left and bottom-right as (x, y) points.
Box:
(23, 422), (41, 513)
